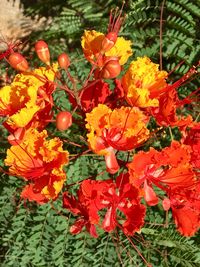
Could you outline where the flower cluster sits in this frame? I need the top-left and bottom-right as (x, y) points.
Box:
(1, 52), (68, 203)
(0, 6), (199, 240)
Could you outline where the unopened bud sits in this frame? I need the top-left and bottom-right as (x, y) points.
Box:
(101, 59), (121, 79)
(101, 32), (117, 52)
(162, 198), (171, 211)
(56, 111), (72, 131)
(8, 52), (29, 72)
(58, 53), (70, 69)
(35, 40), (50, 65)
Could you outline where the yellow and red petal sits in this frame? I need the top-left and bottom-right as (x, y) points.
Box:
(81, 30), (132, 66)
(122, 56), (168, 108)
(86, 104), (149, 154)
(81, 30), (104, 63)
(105, 37), (132, 65)
(5, 128), (69, 202)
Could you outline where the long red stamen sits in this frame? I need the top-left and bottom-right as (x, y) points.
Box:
(107, 2), (125, 34)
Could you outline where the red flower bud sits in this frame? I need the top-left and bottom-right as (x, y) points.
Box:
(58, 53), (70, 69)
(35, 40), (50, 65)
(101, 32), (117, 52)
(8, 52), (29, 72)
(56, 111), (72, 131)
(101, 59), (121, 79)
(162, 198), (171, 211)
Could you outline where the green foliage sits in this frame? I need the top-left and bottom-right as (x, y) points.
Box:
(1, 0), (200, 266)
(126, 0), (200, 76)
(24, 0), (117, 57)
(25, 0), (200, 88)
(22, 0), (200, 86)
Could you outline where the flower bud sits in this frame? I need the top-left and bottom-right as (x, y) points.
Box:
(35, 40), (50, 65)
(56, 111), (72, 131)
(101, 32), (117, 52)
(162, 198), (171, 211)
(101, 59), (121, 79)
(8, 53), (29, 72)
(58, 53), (70, 69)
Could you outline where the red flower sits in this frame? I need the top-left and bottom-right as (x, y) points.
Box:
(63, 192), (99, 237)
(63, 174), (146, 237)
(63, 180), (110, 237)
(151, 88), (193, 127)
(21, 184), (48, 205)
(166, 182), (200, 236)
(79, 80), (111, 112)
(128, 141), (196, 206)
(103, 79), (126, 109)
(100, 173), (146, 236)
(183, 122), (200, 169)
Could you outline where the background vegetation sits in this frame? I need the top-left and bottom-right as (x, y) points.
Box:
(0, 0), (200, 266)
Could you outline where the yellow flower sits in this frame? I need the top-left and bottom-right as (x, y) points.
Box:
(122, 57), (168, 108)
(81, 30), (132, 66)
(0, 64), (58, 131)
(14, 62), (58, 86)
(81, 30), (104, 64)
(105, 37), (132, 65)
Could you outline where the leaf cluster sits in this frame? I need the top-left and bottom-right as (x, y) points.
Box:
(0, 0), (200, 266)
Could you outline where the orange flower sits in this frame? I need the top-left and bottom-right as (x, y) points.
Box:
(121, 57), (168, 108)
(0, 63), (58, 133)
(81, 30), (132, 66)
(5, 128), (69, 202)
(85, 104), (149, 173)
(86, 104), (149, 153)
